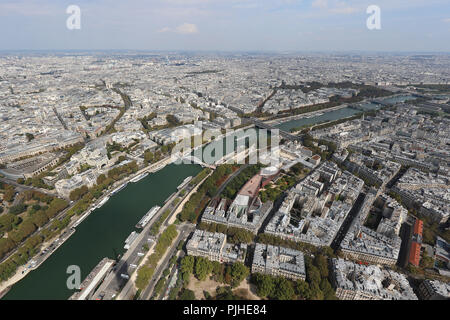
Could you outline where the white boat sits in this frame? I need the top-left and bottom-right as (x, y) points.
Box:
(73, 209), (92, 228)
(124, 231), (140, 250)
(96, 196), (110, 209)
(177, 176), (192, 190)
(111, 183), (127, 195)
(130, 172), (148, 183)
(136, 206), (161, 229)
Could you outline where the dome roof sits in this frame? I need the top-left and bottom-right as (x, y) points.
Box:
(260, 166), (279, 176)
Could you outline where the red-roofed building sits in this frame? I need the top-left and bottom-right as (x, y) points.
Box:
(409, 242), (421, 266)
(413, 219), (423, 236)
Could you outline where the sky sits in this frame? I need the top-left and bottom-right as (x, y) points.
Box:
(0, 0), (449, 52)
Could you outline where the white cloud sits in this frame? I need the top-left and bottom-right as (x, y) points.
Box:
(158, 23), (199, 34)
(175, 23), (199, 34)
(157, 27), (172, 33)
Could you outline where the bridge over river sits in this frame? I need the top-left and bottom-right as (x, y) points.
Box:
(245, 118), (303, 142)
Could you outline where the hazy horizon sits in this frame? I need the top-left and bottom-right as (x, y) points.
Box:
(0, 49), (450, 54)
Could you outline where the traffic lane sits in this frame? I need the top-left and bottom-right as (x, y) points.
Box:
(140, 225), (193, 300)
(160, 250), (185, 300)
(108, 238), (155, 291)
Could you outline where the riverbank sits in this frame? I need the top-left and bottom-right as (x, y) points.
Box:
(4, 163), (203, 300)
(1, 158), (204, 300)
(168, 172), (213, 226)
(264, 93), (417, 128)
(265, 104), (349, 126)
(0, 223), (77, 294)
(0, 229), (75, 293)
(289, 113), (361, 135)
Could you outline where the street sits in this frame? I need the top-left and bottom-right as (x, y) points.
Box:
(139, 223), (195, 300)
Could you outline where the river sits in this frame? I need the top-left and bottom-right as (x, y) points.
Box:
(3, 164), (202, 300)
(275, 95), (415, 132)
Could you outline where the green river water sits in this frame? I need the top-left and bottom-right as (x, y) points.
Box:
(3, 164), (202, 300)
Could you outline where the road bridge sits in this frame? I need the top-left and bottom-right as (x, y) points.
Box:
(181, 155), (216, 170)
(246, 118), (303, 142)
